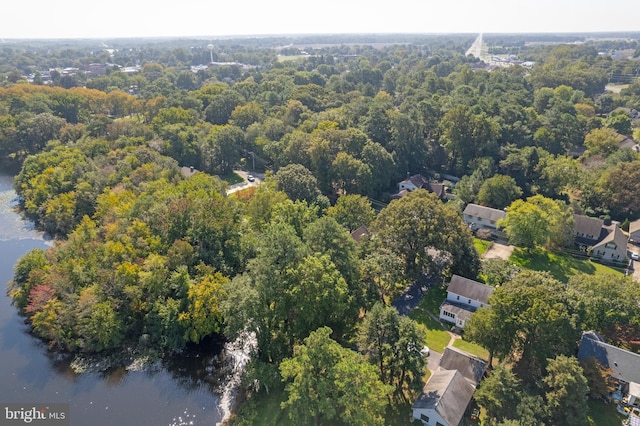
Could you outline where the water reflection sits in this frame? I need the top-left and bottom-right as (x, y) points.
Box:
(0, 174), (229, 425)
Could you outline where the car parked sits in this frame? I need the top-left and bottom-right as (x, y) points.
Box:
(247, 174), (255, 182)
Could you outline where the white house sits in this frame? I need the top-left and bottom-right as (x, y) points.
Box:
(439, 275), (494, 329)
(591, 224), (628, 262)
(412, 370), (475, 426)
(398, 174), (429, 192)
(462, 203), (505, 231)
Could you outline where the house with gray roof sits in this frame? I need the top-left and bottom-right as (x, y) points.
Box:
(438, 347), (488, 386)
(591, 224), (628, 262)
(462, 203), (505, 231)
(629, 219), (640, 244)
(412, 370), (475, 426)
(577, 331), (640, 408)
(574, 214), (604, 245)
(439, 275), (494, 329)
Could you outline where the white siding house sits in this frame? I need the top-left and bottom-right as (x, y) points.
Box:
(462, 204), (505, 231)
(439, 275), (494, 329)
(591, 225), (628, 262)
(412, 370), (475, 426)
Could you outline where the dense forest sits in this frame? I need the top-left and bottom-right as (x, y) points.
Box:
(2, 33), (640, 425)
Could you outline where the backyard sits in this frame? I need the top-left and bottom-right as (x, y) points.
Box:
(509, 247), (625, 282)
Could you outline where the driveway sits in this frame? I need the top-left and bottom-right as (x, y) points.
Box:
(226, 170), (263, 195)
(483, 241), (515, 260)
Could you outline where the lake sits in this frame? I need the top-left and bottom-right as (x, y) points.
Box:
(0, 174), (231, 426)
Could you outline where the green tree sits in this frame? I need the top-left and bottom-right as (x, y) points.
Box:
(371, 190), (479, 281)
(474, 363), (522, 424)
(273, 163), (322, 203)
(604, 110), (632, 135)
(280, 327), (391, 426)
(500, 195), (573, 250)
(357, 303), (426, 396)
(331, 152), (372, 195)
(476, 174), (523, 209)
(326, 194), (375, 232)
(597, 160), (640, 218)
(543, 355), (589, 426)
(567, 274), (639, 341)
(584, 126), (622, 157)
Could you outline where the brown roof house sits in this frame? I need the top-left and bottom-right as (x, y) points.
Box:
(439, 275), (494, 330)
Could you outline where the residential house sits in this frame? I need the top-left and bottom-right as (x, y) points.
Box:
(629, 219), (640, 244)
(350, 225), (369, 243)
(462, 203), (505, 231)
(577, 331), (640, 409)
(394, 174), (447, 200)
(574, 214), (605, 250)
(412, 370), (475, 426)
(591, 224), (628, 262)
(439, 275), (494, 329)
(398, 174), (429, 192)
(619, 135), (640, 153)
(438, 347), (488, 386)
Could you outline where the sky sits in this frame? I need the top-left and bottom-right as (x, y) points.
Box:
(1, 0), (638, 39)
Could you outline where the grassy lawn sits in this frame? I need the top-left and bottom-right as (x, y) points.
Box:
(230, 389), (299, 426)
(408, 285), (452, 353)
(231, 385), (421, 426)
(220, 171), (244, 185)
(474, 238), (492, 256)
(587, 399), (626, 426)
(452, 339), (489, 360)
(510, 247), (624, 282)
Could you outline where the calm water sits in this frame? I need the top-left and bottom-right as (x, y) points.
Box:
(0, 174), (229, 426)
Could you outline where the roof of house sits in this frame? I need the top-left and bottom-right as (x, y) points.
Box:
(438, 347), (488, 386)
(413, 370), (475, 426)
(577, 331), (640, 385)
(427, 182), (446, 199)
(463, 203), (506, 222)
(448, 275), (494, 305)
(630, 219), (640, 235)
(574, 214), (604, 239)
(619, 136), (639, 150)
(350, 225), (369, 243)
(180, 166), (198, 177)
(592, 225), (628, 253)
(440, 301), (475, 322)
(399, 174), (428, 189)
